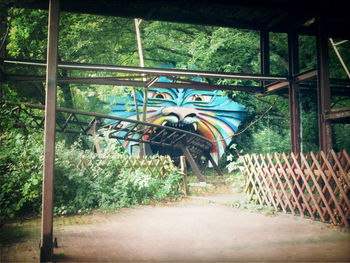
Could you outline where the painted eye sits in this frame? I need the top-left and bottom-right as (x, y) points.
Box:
(148, 91), (172, 100)
(193, 96), (203, 101)
(154, 93), (166, 99)
(189, 95), (212, 103)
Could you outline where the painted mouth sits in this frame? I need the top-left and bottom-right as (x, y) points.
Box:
(161, 120), (198, 133)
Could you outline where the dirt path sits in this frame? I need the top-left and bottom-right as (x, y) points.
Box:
(1, 196), (350, 262)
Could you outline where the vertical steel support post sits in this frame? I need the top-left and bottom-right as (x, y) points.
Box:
(288, 28), (301, 155)
(40, 0), (60, 261)
(316, 15), (332, 153)
(260, 30), (270, 88)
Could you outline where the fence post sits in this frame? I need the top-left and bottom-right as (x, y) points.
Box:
(87, 117), (102, 155)
(180, 155), (189, 196)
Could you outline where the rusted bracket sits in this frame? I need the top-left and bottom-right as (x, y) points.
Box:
(205, 153), (224, 176)
(177, 142), (205, 182)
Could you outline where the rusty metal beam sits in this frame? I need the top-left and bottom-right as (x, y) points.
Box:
(265, 69), (317, 93)
(266, 81), (289, 92)
(295, 69), (317, 82)
(260, 30), (270, 88)
(40, 0), (59, 262)
(297, 84), (349, 96)
(7, 102), (214, 158)
(4, 58), (288, 82)
(205, 153), (223, 176)
(177, 142), (205, 182)
(5, 74), (263, 93)
(316, 15), (332, 153)
(288, 27), (301, 155)
(325, 108), (350, 123)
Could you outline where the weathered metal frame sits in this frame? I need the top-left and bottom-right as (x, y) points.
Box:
(7, 102), (212, 177)
(8, 102), (212, 147)
(316, 14), (333, 154)
(288, 27), (301, 155)
(325, 108), (350, 123)
(5, 73), (263, 93)
(0, 1), (348, 261)
(265, 69), (319, 92)
(260, 29), (270, 88)
(265, 72), (349, 96)
(14, 0), (350, 40)
(3, 58), (288, 81)
(40, 0), (59, 261)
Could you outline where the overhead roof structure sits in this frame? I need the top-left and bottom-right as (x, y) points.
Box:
(1, 1), (350, 262)
(5, 0), (350, 97)
(19, 0), (350, 39)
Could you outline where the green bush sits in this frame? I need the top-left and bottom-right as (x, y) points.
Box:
(53, 138), (184, 214)
(0, 131), (43, 224)
(0, 131), (184, 224)
(251, 128), (290, 154)
(226, 154), (246, 192)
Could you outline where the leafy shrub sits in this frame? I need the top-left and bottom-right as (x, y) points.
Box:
(0, 131), (43, 225)
(54, 138), (184, 214)
(0, 130), (184, 224)
(226, 154), (246, 192)
(251, 128), (290, 154)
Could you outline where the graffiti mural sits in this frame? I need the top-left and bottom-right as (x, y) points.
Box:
(109, 83), (246, 162)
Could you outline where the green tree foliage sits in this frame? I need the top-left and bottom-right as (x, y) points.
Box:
(1, 7), (350, 224)
(58, 13), (137, 65)
(2, 9), (350, 152)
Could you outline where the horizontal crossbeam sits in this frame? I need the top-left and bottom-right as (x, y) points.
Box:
(325, 107), (350, 123)
(3, 58), (288, 81)
(5, 74), (263, 92)
(266, 81), (289, 92)
(295, 69), (318, 82)
(266, 69), (318, 93)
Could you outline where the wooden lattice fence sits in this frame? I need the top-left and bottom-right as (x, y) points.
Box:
(243, 150), (350, 227)
(121, 155), (188, 195)
(120, 155), (175, 178)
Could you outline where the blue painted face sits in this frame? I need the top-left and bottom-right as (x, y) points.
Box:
(109, 87), (246, 159)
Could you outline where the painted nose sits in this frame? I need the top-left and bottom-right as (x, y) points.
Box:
(162, 107), (197, 121)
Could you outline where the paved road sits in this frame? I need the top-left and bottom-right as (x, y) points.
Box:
(1, 196), (350, 262)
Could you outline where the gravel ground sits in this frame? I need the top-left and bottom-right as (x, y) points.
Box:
(1, 195), (349, 262)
